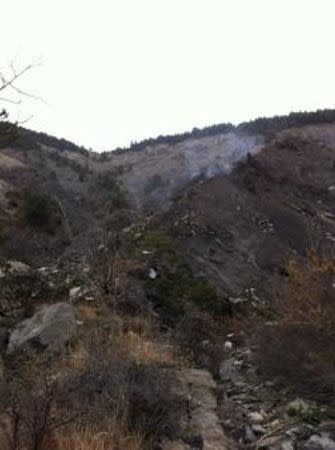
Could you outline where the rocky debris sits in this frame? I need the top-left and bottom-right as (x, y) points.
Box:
(220, 357), (240, 382)
(248, 411), (265, 423)
(161, 440), (191, 450)
(217, 343), (335, 449)
(69, 286), (82, 301)
(166, 368), (230, 450)
(280, 441), (295, 450)
(286, 398), (315, 417)
(255, 216), (275, 234)
(303, 434), (335, 449)
(37, 265), (59, 275)
(149, 267), (158, 279)
(7, 302), (77, 354)
(2, 260), (31, 275)
(224, 340), (234, 350)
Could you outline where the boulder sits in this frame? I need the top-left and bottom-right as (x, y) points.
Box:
(220, 357), (239, 382)
(4, 260), (31, 275)
(7, 302), (77, 354)
(171, 369), (230, 450)
(303, 434), (335, 450)
(69, 286), (82, 301)
(281, 440), (295, 450)
(286, 398), (313, 416)
(161, 441), (191, 450)
(248, 411), (265, 423)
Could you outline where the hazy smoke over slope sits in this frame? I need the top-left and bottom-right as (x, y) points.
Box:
(183, 132), (264, 180)
(120, 131), (264, 208)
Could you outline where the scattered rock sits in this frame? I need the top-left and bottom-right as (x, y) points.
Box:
(281, 440), (295, 450)
(319, 422), (335, 440)
(4, 260), (31, 275)
(258, 435), (282, 448)
(69, 286), (82, 300)
(303, 434), (335, 450)
(248, 411), (265, 423)
(286, 398), (312, 416)
(220, 357), (239, 382)
(224, 340), (233, 350)
(7, 302), (77, 354)
(252, 424), (266, 435)
(245, 425), (257, 442)
(149, 268), (158, 279)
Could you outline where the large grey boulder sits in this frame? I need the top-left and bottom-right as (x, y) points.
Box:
(7, 302), (77, 354)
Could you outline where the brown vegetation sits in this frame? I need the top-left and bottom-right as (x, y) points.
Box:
(0, 305), (184, 450)
(255, 252), (335, 404)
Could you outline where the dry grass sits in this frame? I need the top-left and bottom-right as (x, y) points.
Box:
(0, 153), (26, 169)
(76, 304), (101, 323)
(53, 342), (90, 377)
(84, 312), (185, 369)
(0, 296), (184, 449)
(280, 252), (335, 331)
(50, 422), (144, 450)
(255, 251), (335, 403)
(0, 416), (144, 450)
(121, 330), (186, 367)
(0, 416), (11, 450)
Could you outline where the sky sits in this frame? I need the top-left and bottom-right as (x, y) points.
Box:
(2, 0), (335, 151)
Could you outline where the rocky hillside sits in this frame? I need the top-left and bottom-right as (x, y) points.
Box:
(0, 113), (334, 449)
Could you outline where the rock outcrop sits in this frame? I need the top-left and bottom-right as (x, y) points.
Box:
(7, 302), (77, 354)
(163, 369), (231, 450)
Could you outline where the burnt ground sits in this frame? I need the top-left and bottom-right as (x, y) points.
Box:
(158, 129), (335, 304)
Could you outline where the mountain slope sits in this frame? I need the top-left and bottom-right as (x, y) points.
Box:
(0, 112), (335, 449)
(155, 125), (335, 301)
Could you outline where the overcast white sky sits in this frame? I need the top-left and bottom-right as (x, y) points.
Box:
(2, 0), (335, 151)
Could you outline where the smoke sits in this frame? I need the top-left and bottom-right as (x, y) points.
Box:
(183, 132), (264, 181)
(125, 131), (265, 208)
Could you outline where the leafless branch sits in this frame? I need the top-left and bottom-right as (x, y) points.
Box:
(0, 97), (22, 105)
(0, 63), (32, 93)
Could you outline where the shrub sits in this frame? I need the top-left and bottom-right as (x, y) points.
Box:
(52, 423), (144, 450)
(96, 173), (117, 191)
(103, 210), (134, 233)
(62, 322), (184, 445)
(279, 253), (335, 331)
(139, 230), (229, 319)
(88, 231), (120, 296)
(21, 189), (55, 231)
(254, 252), (335, 405)
(139, 230), (174, 254)
(2, 358), (78, 450)
(96, 174), (129, 210)
(0, 225), (7, 246)
(66, 359), (183, 442)
(144, 174), (165, 194)
(146, 270), (227, 320)
(174, 304), (226, 374)
(111, 186), (129, 209)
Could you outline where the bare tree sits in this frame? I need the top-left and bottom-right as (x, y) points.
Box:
(4, 361), (78, 450)
(88, 230), (121, 298)
(0, 61), (37, 147)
